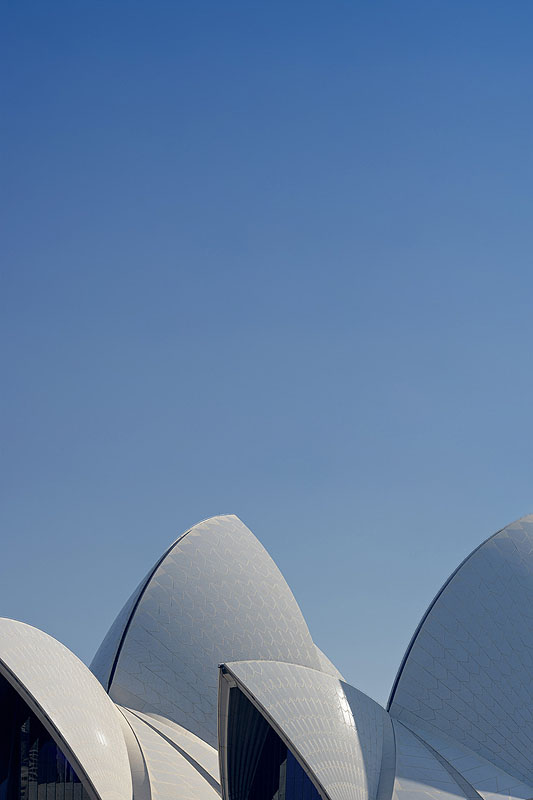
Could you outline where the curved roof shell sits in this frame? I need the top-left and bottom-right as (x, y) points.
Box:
(119, 707), (220, 800)
(391, 719), (473, 800)
(127, 709), (220, 787)
(315, 645), (346, 680)
(90, 515), (320, 747)
(388, 514), (533, 786)
(0, 617), (132, 800)
(398, 724), (533, 800)
(5, 510), (530, 800)
(220, 659), (394, 800)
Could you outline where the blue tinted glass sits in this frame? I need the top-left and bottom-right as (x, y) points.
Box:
(226, 687), (322, 800)
(0, 674), (90, 800)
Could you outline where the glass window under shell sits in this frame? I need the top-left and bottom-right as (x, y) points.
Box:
(226, 686), (322, 800)
(0, 673), (91, 800)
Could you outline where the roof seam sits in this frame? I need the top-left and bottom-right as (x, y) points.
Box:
(126, 708), (221, 795)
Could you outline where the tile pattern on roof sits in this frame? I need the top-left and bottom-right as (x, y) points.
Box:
(0, 618), (132, 800)
(400, 723), (533, 800)
(392, 720), (468, 800)
(389, 516), (533, 786)
(224, 659), (390, 800)
(107, 515), (320, 746)
(120, 708), (220, 800)
(5, 513), (533, 800)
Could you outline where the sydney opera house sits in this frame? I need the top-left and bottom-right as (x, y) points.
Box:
(1, 513), (533, 800)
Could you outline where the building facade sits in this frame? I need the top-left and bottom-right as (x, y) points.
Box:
(1, 513), (533, 800)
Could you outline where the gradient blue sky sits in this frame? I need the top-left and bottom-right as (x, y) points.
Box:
(2, 1), (533, 707)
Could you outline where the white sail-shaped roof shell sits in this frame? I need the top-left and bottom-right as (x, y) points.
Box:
(220, 659), (394, 800)
(4, 511), (533, 800)
(0, 617), (132, 800)
(119, 708), (219, 800)
(388, 514), (533, 787)
(90, 515), (320, 747)
(391, 720), (471, 800)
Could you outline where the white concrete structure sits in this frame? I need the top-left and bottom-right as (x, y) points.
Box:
(0, 618), (131, 800)
(1, 513), (532, 800)
(91, 515), (320, 748)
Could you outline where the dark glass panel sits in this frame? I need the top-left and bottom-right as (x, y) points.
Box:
(0, 674), (91, 800)
(226, 687), (321, 800)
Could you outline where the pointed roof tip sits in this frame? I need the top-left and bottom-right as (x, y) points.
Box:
(187, 513), (242, 527)
(181, 514), (246, 537)
(165, 515), (243, 548)
(95, 510), (318, 746)
(204, 513), (242, 523)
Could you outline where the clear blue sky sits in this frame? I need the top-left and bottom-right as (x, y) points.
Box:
(2, 1), (533, 707)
